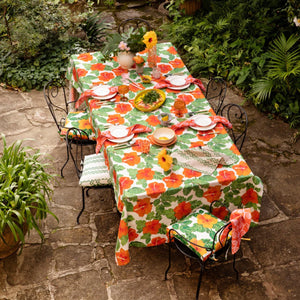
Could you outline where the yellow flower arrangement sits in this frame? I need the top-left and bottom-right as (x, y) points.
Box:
(157, 149), (172, 171)
(143, 31), (157, 49)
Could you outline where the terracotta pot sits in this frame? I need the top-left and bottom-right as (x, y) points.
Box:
(180, 0), (202, 16)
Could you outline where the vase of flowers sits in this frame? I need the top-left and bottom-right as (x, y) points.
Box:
(117, 41), (135, 69)
(143, 31), (158, 68)
(133, 55), (145, 74)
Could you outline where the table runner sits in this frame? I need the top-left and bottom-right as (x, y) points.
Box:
(66, 42), (263, 266)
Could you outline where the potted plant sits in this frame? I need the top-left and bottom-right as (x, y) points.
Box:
(0, 135), (58, 258)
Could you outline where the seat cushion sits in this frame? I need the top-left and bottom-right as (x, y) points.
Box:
(79, 153), (112, 187)
(168, 208), (230, 261)
(60, 111), (96, 141)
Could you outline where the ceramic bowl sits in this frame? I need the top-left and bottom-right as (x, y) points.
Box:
(153, 128), (176, 144)
(157, 113), (174, 126)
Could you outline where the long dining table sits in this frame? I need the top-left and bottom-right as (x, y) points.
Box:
(66, 42), (263, 266)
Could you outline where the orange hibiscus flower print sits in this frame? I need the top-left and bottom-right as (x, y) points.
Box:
(190, 141), (204, 148)
(77, 69), (88, 78)
(232, 161), (251, 176)
(147, 237), (166, 247)
(98, 72), (115, 82)
(190, 89), (204, 99)
(117, 196), (124, 212)
(230, 144), (241, 155)
(241, 188), (258, 205)
(183, 168), (202, 178)
(158, 64), (172, 74)
(174, 201), (192, 220)
(77, 53), (93, 61)
(170, 58), (184, 69)
(133, 198), (153, 217)
(116, 248), (130, 266)
(143, 219), (161, 234)
(119, 176), (134, 194)
(107, 114), (125, 125)
(173, 127), (185, 136)
(128, 228), (139, 242)
(129, 83), (144, 92)
(72, 67), (79, 82)
(216, 170), (236, 185)
(212, 206), (228, 220)
(112, 66), (127, 76)
(78, 118), (92, 130)
(190, 238), (208, 258)
(251, 210), (260, 222)
(91, 63), (105, 71)
(146, 115), (160, 126)
(118, 219), (128, 239)
(197, 213), (218, 228)
(115, 103), (132, 114)
(136, 168), (155, 180)
(203, 186), (222, 203)
(163, 173), (183, 188)
(145, 182), (166, 198)
(122, 152), (141, 166)
(197, 132), (215, 141)
(178, 94), (194, 105)
(168, 46), (177, 55)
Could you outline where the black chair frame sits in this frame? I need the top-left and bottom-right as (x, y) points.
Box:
(205, 77), (227, 115)
(66, 128), (113, 224)
(118, 18), (152, 34)
(220, 103), (248, 151)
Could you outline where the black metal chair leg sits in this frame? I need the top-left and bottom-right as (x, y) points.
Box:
(233, 253), (239, 281)
(195, 263), (204, 300)
(77, 187), (86, 224)
(60, 140), (70, 178)
(165, 241), (172, 280)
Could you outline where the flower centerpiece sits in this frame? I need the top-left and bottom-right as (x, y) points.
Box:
(117, 41), (134, 69)
(143, 31), (158, 68)
(133, 55), (145, 73)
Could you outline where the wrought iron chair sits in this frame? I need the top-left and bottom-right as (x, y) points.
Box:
(43, 79), (96, 177)
(65, 128), (113, 224)
(205, 77), (227, 115)
(220, 103), (248, 151)
(165, 200), (249, 300)
(118, 18), (152, 34)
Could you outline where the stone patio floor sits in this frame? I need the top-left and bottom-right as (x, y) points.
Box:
(0, 2), (300, 299)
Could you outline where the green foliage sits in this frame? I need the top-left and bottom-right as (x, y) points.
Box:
(0, 135), (58, 246)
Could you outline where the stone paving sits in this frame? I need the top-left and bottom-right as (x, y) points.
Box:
(0, 2), (300, 299)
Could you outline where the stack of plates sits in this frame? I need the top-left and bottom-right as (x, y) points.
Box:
(107, 125), (134, 143)
(190, 115), (216, 131)
(152, 128), (177, 146)
(168, 75), (190, 90)
(92, 85), (117, 100)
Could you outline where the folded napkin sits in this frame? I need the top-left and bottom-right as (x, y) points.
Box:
(75, 86), (118, 109)
(153, 76), (206, 92)
(221, 209), (252, 254)
(171, 116), (232, 131)
(95, 124), (152, 153)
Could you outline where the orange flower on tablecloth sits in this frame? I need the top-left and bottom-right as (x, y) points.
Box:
(112, 66), (128, 76)
(197, 132), (215, 141)
(103, 149), (109, 167)
(113, 169), (117, 184)
(72, 67), (79, 82)
(128, 228), (139, 242)
(170, 58), (185, 69)
(77, 118), (92, 129)
(214, 123), (227, 134)
(107, 114), (125, 125)
(118, 219), (128, 239)
(216, 170), (236, 186)
(251, 210), (260, 222)
(168, 46), (177, 55)
(98, 72), (115, 82)
(77, 53), (93, 61)
(145, 182), (166, 198)
(91, 63), (105, 71)
(133, 198), (153, 217)
(119, 176), (134, 194)
(203, 186), (222, 203)
(166, 88), (181, 94)
(174, 201), (192, 220)
(183, 168), (202, 178)
(158, 64), (172, 74)
(132, 140), (150, 153)
(116, 248), (130, 266)
(89, 100), (102, 110)
(129, 83), (144, 92)
(178, 94), (194, 105)
(115, 103), (132, 114)
(122, 152), (141, 166)
(212, 206), (229, 220)
(190, 89), (204, 99)
(117, 196), (124, 212)
(136, 168), (155, 180)
(241, 188), (258, 205)
(77, 69), (88, 78)
(163, 173), (183, 188)
(190, 238), (207, 257)
(230, 144), (241, 155)
(143, 219), (161, 234)
(197, 213), (218, 228)
(190, 141), (205, 148)
(232, 161), (251, 176)
(146, 115), (160, 126)
(147, 236), (166, 247)
(173, 127), (185, 136)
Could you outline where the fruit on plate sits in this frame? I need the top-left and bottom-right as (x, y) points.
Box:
(134, 89), (166, 112)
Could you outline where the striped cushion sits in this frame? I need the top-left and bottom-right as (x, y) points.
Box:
(79, 153), (112, 187)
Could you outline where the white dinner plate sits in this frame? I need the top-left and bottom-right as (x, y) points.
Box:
(93, 92), (117, 100)
(190, 123), (217, 131)
(168, 83), (190, 90)
(193, 115), (212, 127)
(110, 125), (129, 139)
(167, 75), (190, 90)
(108, 134), (134, 143)
(92, 85), (111, 97)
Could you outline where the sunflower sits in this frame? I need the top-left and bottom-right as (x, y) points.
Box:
(157, 149), (172, 171)
(143, 31), (157, 49)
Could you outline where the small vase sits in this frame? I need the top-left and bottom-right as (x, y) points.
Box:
(136, 64), (144, 74)
(117, 52), (134, 69)
(147, 45), (157, 68)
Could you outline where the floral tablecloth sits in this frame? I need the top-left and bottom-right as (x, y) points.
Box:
(66, 42), (263, 266)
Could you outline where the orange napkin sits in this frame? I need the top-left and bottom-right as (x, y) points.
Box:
(75, 86), (118, 109)
(95, 124), (152, 153)
(171, 116), (232, 131)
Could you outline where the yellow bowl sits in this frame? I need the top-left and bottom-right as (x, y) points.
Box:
(133, 89), (166, 112)
(153, 128), (176, 144)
